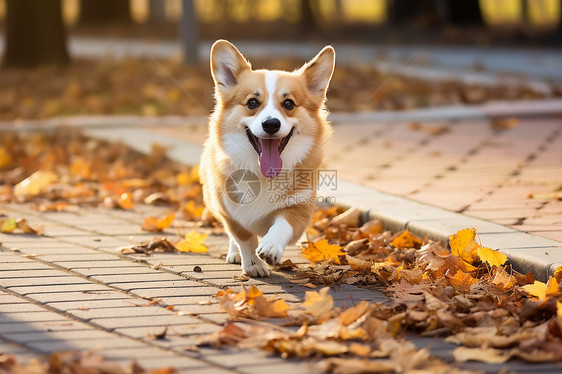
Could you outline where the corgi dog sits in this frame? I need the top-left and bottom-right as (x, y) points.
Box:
(199, 40), (335, 277)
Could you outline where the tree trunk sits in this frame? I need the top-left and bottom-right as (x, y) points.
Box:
(3, 0), (70, 68)
(80, 0), (132, 25)
(299, 0), (319, 31)
(388, 0), (441, 26)
(180, 0), (199, 65)
(446, 0), (484, 25)
(149, 0), (168, 24)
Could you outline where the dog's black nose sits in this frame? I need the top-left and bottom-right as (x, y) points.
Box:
(262, 118), (281, 135)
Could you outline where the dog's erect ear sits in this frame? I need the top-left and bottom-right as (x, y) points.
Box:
(300, 46), (335, 98)
(210, 40), (251, 92)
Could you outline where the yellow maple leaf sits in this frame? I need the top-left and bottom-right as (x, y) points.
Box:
(184, 200), (205, 220)
(522, 278), (559, 300)
(301, 239), (345, 264)
(391, 229), (422, 249)
(176, 231), (208, 253)
(303, 287), (333, 318)
(476, 246), (507, 267)
(1, 218), (17, 233)
(554, 265), (562, 283)
(449, 228), (479, 264)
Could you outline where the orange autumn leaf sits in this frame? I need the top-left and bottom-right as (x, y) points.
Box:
(339, 301), (370, 326)
(522, 278), (559, 300)
(301, 239), (345, 264)
(117, 192), (136, 210)
(244, 285), (264, 306)
(157, 213), (175, 230)
(142, 213), (175, 232)
(446, 271), (478, 292)
(449, 228), (479, 264)
(476, 246), (507, 268)
(391, 229), (422, 249)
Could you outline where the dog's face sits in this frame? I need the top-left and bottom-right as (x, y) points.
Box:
(210, 40), (335, 178)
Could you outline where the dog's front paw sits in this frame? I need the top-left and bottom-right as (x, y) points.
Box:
(226, 251), (241, 264)
(242, 256), (270, 277)
(257, 239), (284, 265)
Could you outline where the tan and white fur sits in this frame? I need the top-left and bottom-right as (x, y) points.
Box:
(199, 40), (335, 277)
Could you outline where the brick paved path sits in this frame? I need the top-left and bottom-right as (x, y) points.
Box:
(149, 116), (562, 242)
(0, 203), (388, 373)
(2, 203), (562, 373)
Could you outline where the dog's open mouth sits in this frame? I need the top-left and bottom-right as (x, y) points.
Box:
(246, 127), (294, 178)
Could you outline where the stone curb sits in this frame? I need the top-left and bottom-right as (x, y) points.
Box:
(82, 126), (562, 282)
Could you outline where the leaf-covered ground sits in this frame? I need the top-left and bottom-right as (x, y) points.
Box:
(0, 57), (559, 120)
(193, 205), (562, 372)
(1, 130), (562, 372)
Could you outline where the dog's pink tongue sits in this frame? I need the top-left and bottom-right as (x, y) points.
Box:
(259, 138), (282, 178)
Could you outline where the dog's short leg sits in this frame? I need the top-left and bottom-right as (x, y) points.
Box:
(236, 235), (270, 277)
(257, 217), (293, 265)
(226, 237), (241, 264)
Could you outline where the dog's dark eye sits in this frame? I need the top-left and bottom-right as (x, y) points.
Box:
(247, 98), (260, 109)
(282, 99), (295, 110)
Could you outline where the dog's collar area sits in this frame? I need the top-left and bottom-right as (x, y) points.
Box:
(245, 127), (294, 156)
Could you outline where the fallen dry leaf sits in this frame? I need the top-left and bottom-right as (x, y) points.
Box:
(453, 346), (511, 364)
(522, 278), (559, 300)
(391, 229), (422, 249)
(142, 213), (175, 232)
(491, 117), (519, 131)
(301, 239), (345, 264)
(476, 246), (507, 267)
(331, 206), (360, 227)
(215, 286), (290, 319)
(303, 287), (334, 319)
(176, 231), (209, 253)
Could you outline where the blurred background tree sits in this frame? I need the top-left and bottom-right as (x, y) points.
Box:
(3, 0), (69, 68)
(0, 0), (560, 68)
(80, 0), (132, 25)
